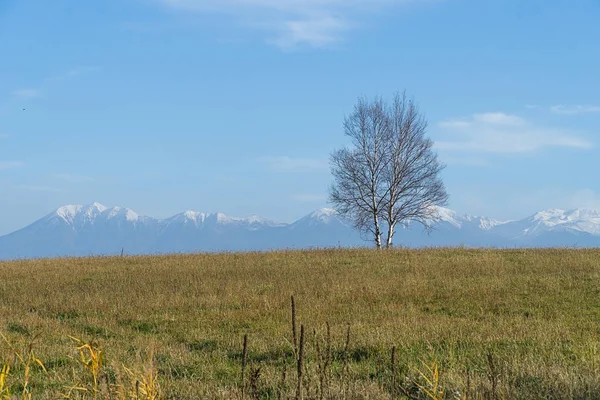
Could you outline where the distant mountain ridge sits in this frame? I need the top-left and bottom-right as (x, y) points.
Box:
(0, 203), (599, 260)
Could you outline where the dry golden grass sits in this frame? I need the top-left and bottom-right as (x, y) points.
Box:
(1, 248), (600, 398)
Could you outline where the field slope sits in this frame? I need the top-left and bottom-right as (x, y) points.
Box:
(1, 249), (600, 399)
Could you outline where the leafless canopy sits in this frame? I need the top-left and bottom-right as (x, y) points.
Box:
(329, 92), (448, 249)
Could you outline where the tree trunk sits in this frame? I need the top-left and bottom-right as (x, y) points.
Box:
(385, 222), (395, 249)
(385, 202), (396, 249)
(374, 214), (382, 249)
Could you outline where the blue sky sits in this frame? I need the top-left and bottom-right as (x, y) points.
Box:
(0, 0), (599, 234)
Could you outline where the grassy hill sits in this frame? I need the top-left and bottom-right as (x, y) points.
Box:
(1, 248), (600, 399)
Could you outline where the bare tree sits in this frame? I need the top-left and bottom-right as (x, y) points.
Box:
(381, 92), (448, 248)
(329, 97), (389, 249)
(329, 92), (448, 249)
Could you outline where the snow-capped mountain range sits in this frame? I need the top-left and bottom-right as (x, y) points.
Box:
(0, 203), (599, 260)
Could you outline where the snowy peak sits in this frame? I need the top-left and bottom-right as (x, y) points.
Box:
(4, 203), (600, 261)
(86, 202), (108, 213)
(292, 208), (348, 228)
(50, 202), (107, 224)
(43, 204), (600, 236)
(165, 210), (284, 230)
(476, 217), (505, 230)
(213, 213), (284, 228)
(524, 208), (600, 235)
(105, 206), (140, 222)
(173, 211), (207, 224)
(210, 212), (252, 225)
(432, 206), (503, 230)
(566, 209), (600, 220)
(531, 208), (567, 222)
(532, 208), (600, 223)
(54, 205), (83, 224)
(308, 208), (339, 223)
(433, 207), (462, 228)
(461, 214), (506, 230)
(48, 203), (139, 226)
(297, 206), (504, 231)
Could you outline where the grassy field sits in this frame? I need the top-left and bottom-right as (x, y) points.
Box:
(1, 248), (600, 399)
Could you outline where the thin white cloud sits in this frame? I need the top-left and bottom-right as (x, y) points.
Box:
(436, 112), (593, 153)
(51, 173), (94, 183)
(0, 161), (25, 170)
(292, 193), (327, 202)
(437, 120), (471, 129)
(473, 112), (525, 126)
(440, 113), (525, 129)
(154, 0), (426, 49)
(550, 105), (600, 115)
(11, 66), (102, 101)
(270, 16), (349, 49)
(19, 185), (61, 193)
(47, 65), (104, 84)
(503, 188), (600, 213)
(440, 156), (490, 167)
(569, 189), (600, 210)
(448, 186), (600, 221)
(258, 156), (328, 171)
(13, 89), (41, 99)
(523, 104), (600, 115)
(65, 65), (103, 77)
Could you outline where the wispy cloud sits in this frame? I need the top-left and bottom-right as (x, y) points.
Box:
(10, 66), (102, 102)
(0, 161), (25, 170)
(569, 189), (600, 210)
(437, 120), (471, 129)
(19, 185), (61, 193)
(292, 193), (327, 202)
(258, 156), (328, 171)
(472, 112), (525, 126)
(436, 112), (593, 153)
(65, 65), (103, 78)
(154, 0), (426, 49)
(440, 156), (490, 167)
(51, 173), (94, 183)
(550, 105), (600, 115)
(13, 89), (41, 99)
(47, 65), (104, 84)
(524, 104), (600, 115)
(440, 112), (525, 129)
(269, 15), (350, 49)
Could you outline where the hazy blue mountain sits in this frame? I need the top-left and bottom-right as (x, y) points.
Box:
(0, 203), (599, 260)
